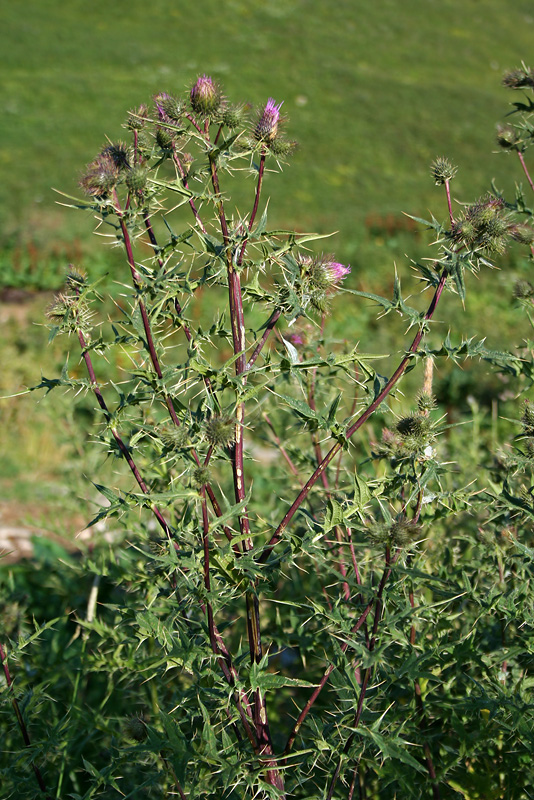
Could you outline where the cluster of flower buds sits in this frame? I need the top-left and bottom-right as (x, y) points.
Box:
(451, 195), (514, 255)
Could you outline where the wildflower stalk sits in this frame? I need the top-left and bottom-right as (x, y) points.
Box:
(0, 643), (52, 799)
(208, 131), (283, 795)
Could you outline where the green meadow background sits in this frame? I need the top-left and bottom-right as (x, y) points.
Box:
(1, 0), (533, 532)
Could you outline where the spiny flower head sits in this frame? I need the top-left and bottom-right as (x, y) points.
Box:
(204, 414), (235, 448)
(368, 516), (423, 547)
(496, 123), (522, 151)
(80, 153), (119, 197)
(521, 401), (534, 435)
(101, 141), (131, 171)
(254, 98), (283, 144)
(154, 92), (184, 122)
(190, 75), (223, 116)
(123, 716), (147, 742)
(302, 255), (350, 290)
(126, 103), (149, 131)
(502, 67), (534, 90)
(510, 223), (534, 245)
(159, 426), (190, 451)
(451, 195), (513, 255)
(431, 157), (457, 185)
(513, 279), (534, 300)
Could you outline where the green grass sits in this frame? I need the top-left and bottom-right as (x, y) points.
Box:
(2, 0), (534, 270)
(2, 0), (534, 528)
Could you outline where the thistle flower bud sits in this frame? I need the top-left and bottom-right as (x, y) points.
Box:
(254, 98), (283, 144)
(123, 716), (147, 742)
(510, 224), (534, 245)
(222, 104), (247, 129)
(204, 414), (235, 448)
(451, 196), (512, 255)
(192, 465), (212, 487)
(154, 92), (184, 122)
(496, 123), (521, 151)
(190, 75), (222, 116)
(80, 153), (119, 197)
(502, 67), (534, 90)
(65, 267), (87, 292)
(513, 279), (534, 300)
(396, 414), (432, 439)
(155, 125), (174, 150)
(159, 426), (190, 451)
(523, 437), (534, 459)
(521, 402), (534, 435)
(416, 391), (437, 414)
(127, 103), (149, 131)
(431, 157), (457, 185)
(368, 516), (422, 547)
(126, 165), (149, 193)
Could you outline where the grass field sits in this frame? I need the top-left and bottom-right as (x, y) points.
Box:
(2, 0), (534, 268)
(2, 0), (534, 532)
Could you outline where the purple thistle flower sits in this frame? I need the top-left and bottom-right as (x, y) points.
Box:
(254, 98), (283, 143)
(323, 260), (351, 286)
(190, 75), (221, 116)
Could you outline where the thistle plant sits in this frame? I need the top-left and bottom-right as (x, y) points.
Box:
(4, 70), (534, 800)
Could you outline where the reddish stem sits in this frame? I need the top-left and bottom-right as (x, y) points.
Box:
(0, 642), (52, 799)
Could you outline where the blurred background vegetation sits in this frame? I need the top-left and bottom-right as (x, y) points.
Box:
(2, 0), (534, 538)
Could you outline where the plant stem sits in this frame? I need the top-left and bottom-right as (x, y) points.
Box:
(209, 145), (284, 794)
(0, 642), (52, 799)
(260, 270), (448, 564)
(246, 309), (282, 371)
(517, 151), (534, 193)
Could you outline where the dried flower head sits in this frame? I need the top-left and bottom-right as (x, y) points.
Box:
(101, 142), (131, 171)
(254, 98), (283, 144)
(190, 75), (223, 116)
(431, 157), (457, 185)
(502, 67), (534, 90)
(80, 153), (119, 197)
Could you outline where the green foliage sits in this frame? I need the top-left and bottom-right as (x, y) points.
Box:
(5, 68), (534, 800)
